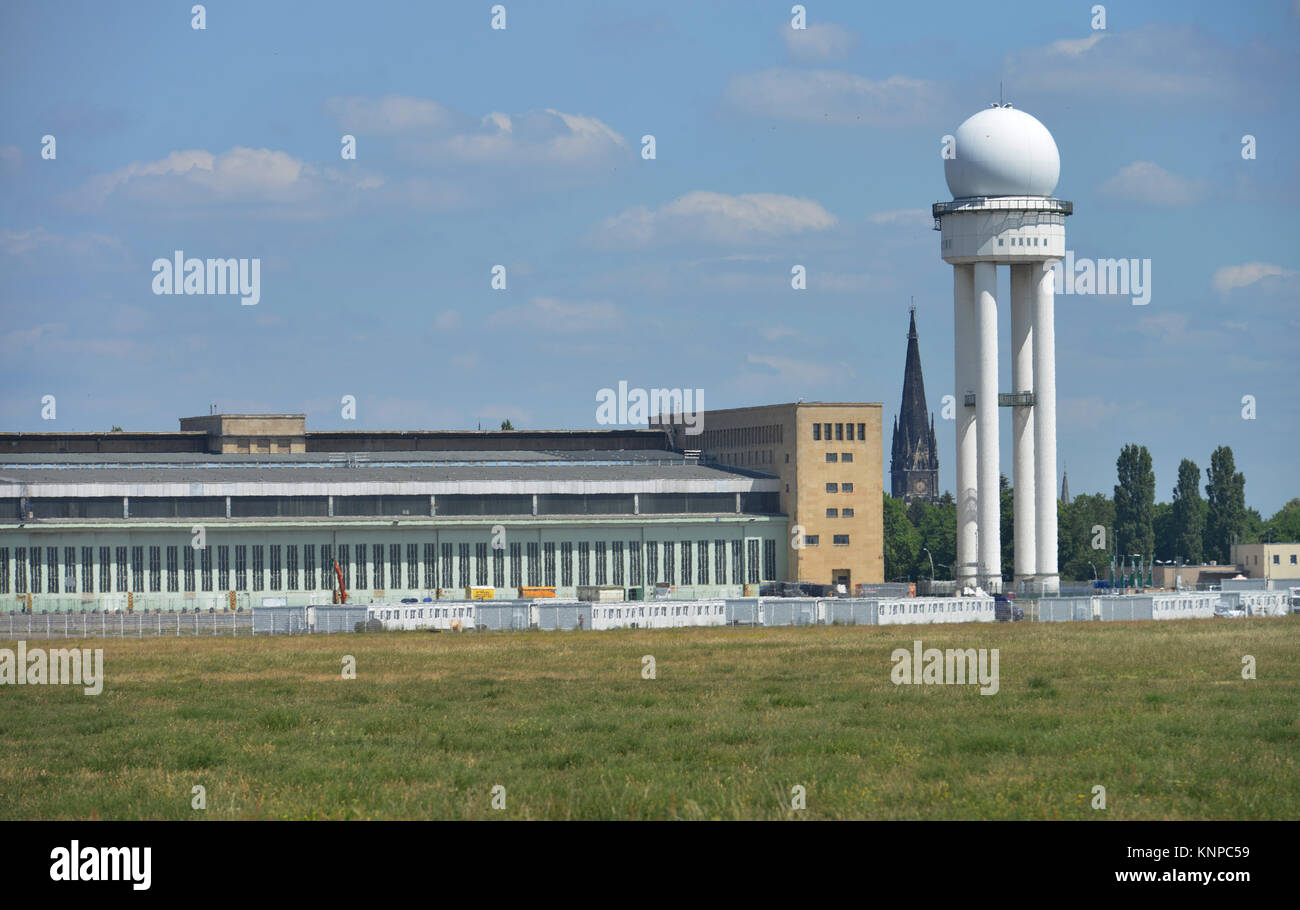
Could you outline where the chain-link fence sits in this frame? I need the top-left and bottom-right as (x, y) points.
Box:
(1, 611), (253, 639)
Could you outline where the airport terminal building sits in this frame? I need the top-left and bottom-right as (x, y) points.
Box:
(0, 415), (788, 612)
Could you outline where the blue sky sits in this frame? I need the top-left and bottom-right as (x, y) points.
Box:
(1, 0), (1297, 513)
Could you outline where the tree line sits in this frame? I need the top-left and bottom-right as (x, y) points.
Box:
(883, 445), (1298, 582)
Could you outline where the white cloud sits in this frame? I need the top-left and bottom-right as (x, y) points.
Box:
(0, 227), (129, 268)
(722, 68), (941, 125)
(591, 190), (837, 249)
(1099, 162), (1206, 207)
(66, 147), (381, 214)
(486, 297), (623, 334)
(782, 23), (857, 63)
(744, 353), (851, 386)
(1003, 24), (1286, 108)
(758, 324), (803, 342)
(1211, 262), (1297, 295)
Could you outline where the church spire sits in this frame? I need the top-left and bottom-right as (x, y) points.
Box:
(890, 305), (939, 503)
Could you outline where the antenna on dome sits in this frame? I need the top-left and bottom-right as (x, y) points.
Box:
(1000, 82), (1003, 105)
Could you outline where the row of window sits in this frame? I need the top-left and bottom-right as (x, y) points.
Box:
(699, 424), (783, 449)
(800, 535), (850, 547)
(825, 508), (855, 518)
(812, 422), (867, 442)
(825, 483), (854, 493)
(0, 539), (780, 594)
(825, 453), (854, 463)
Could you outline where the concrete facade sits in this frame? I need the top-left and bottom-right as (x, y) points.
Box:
(1232, 543), (1300, 580)
(657, 402), (884, 589)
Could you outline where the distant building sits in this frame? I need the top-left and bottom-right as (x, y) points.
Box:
(889, 308), (939, 504)
(656, 401), (884, 590)
(1060, 467), (1070, 504)
(1232, 542), (1300, 580)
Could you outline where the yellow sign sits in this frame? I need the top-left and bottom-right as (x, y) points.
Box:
(467, 587), (495, 600)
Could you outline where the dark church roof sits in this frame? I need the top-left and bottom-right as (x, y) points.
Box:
(890, 309), (939, 501)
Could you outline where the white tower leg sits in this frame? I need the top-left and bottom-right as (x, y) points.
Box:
(1033, 260), (1060, 595)
(1010, 264), (1036, 591)
(953, 264), (978, 588)
(973, 261), (1002, 593)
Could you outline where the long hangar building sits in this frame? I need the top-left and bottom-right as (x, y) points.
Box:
(0, 409), (883, 612)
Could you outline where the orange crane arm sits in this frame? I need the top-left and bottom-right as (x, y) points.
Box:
(334, 559), (348, 604)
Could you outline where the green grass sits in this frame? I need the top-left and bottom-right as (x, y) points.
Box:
(1, 619), (1296, 819)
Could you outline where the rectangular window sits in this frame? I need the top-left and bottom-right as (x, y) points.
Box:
(407, 544), (418, 588)
(48, 547), (60, 593)
(595, 541), (607, 585)
(612, 541), (624, 587)
(424, 543), (436, 588)
(81, 547), (93, 593)
(15, 548), (27, 594)
(459, 542), (471, 588)
(322, 545), (334, 590)
(387, 543), (400, 589)
(251, 545), (264, 591)
(842, 482), (854, 492)
(812, 423), (821, 441)
(680, 541), (691, 585)
(826, 453), (838, 462)
(628, 541), (640, 587)
(805, 535), (820, 546)
(373, 543), (385, 589)
(286, 545), (298, 590)
(183, 546), (195, 591)
(730, 539), (742, 584)
(146, 546), (160, 592)
(763, 539), (776, 581)
(746, 539), (760, 583)
(826, 483), (838, 493)
(440, 542), (452, 588)
(842, 508), (855, 518)
(714, 540), (726, 585)
(116, 546), (128, 592)
(841, 453), (853, 463)
(857, 423), (865, 440)
(303, 544), (316, 589)
(1291, 555), (1297, 565)
(28, 547), (42, 594)
(663, 542), (675, 586)
(218, 545), (230, 590)
(544, 541), (556, 586)
(0, 548), (7, 595)
(561, 542), (574, 587)
(578, 542), (591, 586)
(1273, 554), (1280, 565)
(697, 540), (709, 585)
(527, 541), (539, 586)
(835, 423), (843, 440)
(823, 423), (831, 440)
(510, 542), (522, 587)
(493, 544), (505, 588)
(846, 423), (854, 441)
(269, 544), (281, 591)
(132, 546), (144, 592)
(646, 541), (659, 584)
(476, 542), (489, 586)
(201, 546), (213, 592)
(63, 546), (76, 592)
(99, 546), (111, 593)
(164, 545), (178, 592)
(827, 508), (838, 518)
(833, 534), (850, 546)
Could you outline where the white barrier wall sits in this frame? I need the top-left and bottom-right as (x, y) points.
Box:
(1234, 591), (1289, 616)
(1151, 592), (1216, 620)
(877, 597), (995, 625)
(590, 600), (727, 630)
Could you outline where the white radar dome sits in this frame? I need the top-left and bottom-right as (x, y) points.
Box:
(944, 106), (1060, 198)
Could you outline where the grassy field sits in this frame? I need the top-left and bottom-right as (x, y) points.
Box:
(1, 618), (1296, 820)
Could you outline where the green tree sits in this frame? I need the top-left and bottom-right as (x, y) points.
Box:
(500, 419), (515, 431)
(1114, 444), (1155, 560)
(999, 474), (1014, 582)
(882, 495), (921, 581)
(1152, 501), (1175, 562)
(1057, 492), (1114, 581)
(1265, 498), (1300, 543)
(1204, 446), (1246, 563)
(1170, 459), (1204, 564)
(912, 498), (956, 580)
